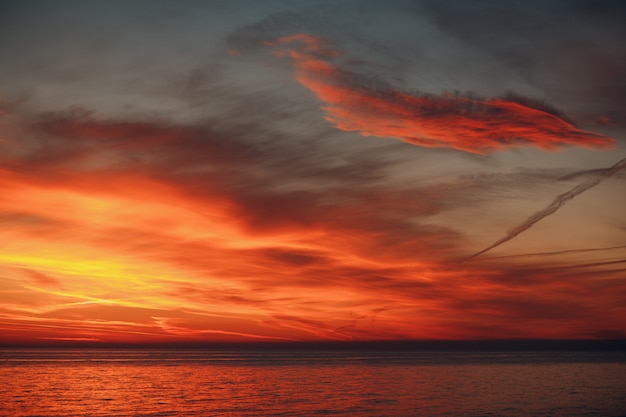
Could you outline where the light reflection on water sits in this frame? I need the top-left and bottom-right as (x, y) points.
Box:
(1, 349), (625, 416)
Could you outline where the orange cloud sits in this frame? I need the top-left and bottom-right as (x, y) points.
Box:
(0, 108), (624, 345)
(268, 34), (613, 154)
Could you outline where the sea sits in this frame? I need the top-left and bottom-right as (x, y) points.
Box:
(1, 348), (625, 416)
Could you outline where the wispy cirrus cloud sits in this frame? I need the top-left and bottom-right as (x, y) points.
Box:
(1, 0), (625, 344)
(3, 107), (622, 343)
(0, 108), (464, 342)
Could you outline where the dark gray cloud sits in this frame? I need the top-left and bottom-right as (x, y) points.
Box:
(422, 0), (626, 131)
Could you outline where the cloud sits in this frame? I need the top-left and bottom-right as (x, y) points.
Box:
(2, 102), (625, 343)
(21, 268), (62, 289)
(266, 33), (614, 154)
(423, 0), (626, 136)
(0, 108), (472, 341)
(1, 0), (625, 343)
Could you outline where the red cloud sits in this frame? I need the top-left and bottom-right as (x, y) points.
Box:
(1, 107), (624, 344)
(268, 34), (614, 154)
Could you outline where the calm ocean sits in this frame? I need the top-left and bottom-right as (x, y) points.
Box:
(1, 349), (625, 416)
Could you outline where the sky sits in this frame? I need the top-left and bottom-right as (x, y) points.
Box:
(0, 0), (625, 344)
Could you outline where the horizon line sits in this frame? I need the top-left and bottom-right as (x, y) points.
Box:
(2, 339), (625, 351)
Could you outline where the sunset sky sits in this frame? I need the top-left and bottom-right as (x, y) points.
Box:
(1, 0), (625, 344)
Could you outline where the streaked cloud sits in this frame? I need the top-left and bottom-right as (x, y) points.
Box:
(267, 33), (613, 154)
(0, 0), (624, 344)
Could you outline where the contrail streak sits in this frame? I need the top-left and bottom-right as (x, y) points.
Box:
(466, 156), (626, 260)
(479, 244), (626, 260)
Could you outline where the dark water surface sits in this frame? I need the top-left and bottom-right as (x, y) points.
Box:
(1, 349), (625, 416)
